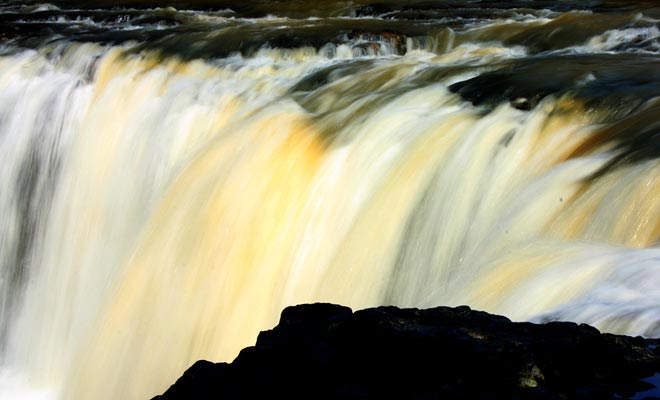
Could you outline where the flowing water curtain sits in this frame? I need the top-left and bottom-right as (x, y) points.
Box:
(0, 1), (659, 399)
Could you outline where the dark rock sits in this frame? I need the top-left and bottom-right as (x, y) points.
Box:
(449, 54), (660, 117)
(154, 303), (660, 400)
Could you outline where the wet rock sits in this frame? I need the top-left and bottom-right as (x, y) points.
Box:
(154, 303), (660, 400)
(449, 54), (660, 116)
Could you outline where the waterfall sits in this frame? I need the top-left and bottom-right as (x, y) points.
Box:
(0, 1), (659, 398)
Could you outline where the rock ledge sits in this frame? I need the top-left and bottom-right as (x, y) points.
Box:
(154, 303), (660, 399)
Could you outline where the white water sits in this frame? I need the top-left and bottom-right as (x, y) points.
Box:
(0, 38), (658, 399)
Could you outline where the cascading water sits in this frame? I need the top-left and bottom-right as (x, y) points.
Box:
(0, 0), (659, 398)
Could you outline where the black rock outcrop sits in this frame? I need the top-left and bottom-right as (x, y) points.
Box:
(154, 303), (660, 399)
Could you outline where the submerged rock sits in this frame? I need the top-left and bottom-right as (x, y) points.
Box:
(154, 303), (660, 399)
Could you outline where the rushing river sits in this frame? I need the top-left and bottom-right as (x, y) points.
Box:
(0, 0), (659, 398)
